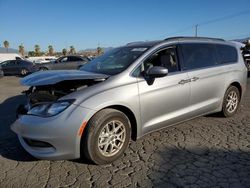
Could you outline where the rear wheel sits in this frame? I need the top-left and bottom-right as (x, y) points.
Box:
(221, 86), (240, 117)
(82, 108), (131, 164)
(20, 68), (28, 76)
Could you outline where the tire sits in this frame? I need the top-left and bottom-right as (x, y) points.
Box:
(221, 86), (240, 117)
(82, 108), (131, 164)
(20, 68), (28, 76)
(39, 67), (48, 71)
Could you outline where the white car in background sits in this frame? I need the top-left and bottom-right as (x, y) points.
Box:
(27, 56), (57, 64)
(0, 53), (23, 63)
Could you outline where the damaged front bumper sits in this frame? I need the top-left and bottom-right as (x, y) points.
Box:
(11, 104), (96, 160)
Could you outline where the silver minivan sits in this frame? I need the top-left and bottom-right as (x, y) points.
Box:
(11, 37), (248, 164)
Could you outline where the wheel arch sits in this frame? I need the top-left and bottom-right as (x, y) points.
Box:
(80, 104), (138, 145)
(103, 105), (138, 141)
(228, 81), (242, 99)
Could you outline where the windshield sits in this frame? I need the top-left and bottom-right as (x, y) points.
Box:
(80, 46), (148, 75)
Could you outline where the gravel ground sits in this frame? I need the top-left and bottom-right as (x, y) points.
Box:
(0, 76), (250, 188)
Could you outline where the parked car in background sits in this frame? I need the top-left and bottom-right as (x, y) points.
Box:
(37, 55), (89, 71)
(0, 53), (23, 63)
(242, 49), (250, 70)
(27, 56), (57, 64)
(0, 66), (3, 78)
(0, 59), (38, 76)
(11, 37), (247, 164)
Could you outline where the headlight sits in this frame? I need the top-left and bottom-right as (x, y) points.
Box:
(27, 99), (74, 117)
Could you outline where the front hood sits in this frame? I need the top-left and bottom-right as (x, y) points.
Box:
(21, 70), (109, 86)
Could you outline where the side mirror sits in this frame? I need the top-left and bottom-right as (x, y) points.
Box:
(147, 66), (168, 78)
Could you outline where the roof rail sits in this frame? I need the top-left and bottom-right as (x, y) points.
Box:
(164, 36), (225, 41)
(126, 41), (145, 45)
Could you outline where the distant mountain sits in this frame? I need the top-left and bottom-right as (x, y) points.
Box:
(233, 37), (250, 43)
(78, 47), (113, 53)
(0, 47), (19, 53)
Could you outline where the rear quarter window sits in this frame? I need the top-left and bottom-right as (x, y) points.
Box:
(180, 43), (217, 70)
(215, 44), (238, 64)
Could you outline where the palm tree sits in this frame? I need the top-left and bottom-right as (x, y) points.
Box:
(69, 46), (76, 54)
(3, 40), (9, 52)
(34, 44), (40, 56)
(18, 44), (25, 57)
(62, 48), (67, 56)
(48, 45), (54, 56)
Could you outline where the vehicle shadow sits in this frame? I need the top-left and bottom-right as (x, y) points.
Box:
(0, 94), (36, 161)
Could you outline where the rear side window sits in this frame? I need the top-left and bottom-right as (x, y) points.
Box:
(181, 43), (217, 70)
(69, 56), (82, 61)
(215, 44), (238, 64)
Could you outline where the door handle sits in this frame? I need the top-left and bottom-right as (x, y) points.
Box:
(191, 77), (199, 82)
(178, 79), (190, 85)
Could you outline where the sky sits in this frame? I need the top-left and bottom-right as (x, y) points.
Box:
(0, 0), (250, 52)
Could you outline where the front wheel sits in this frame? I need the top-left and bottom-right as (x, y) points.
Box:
(82, 109), (131, 164)
(221, 86), (240, 117)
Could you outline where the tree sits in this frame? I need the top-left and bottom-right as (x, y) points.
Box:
(97, 46), (103, 56)
(28, 51), (35, 57)
(69, 46), (76, 54)
(62, 48), (67, 56)
(18, 44), (25, 57)
(48, 45), (54, 56)
(245, 40), (250, 51)
(3, 40), (9, 52)
(34, 44), (41, 56)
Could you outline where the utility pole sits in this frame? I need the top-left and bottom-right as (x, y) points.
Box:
(195, 24), (198, 37)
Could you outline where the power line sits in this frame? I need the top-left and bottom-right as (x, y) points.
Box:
(223, 33), (250, 40)
(198, 9), (250, 26)
(151, 9), (250, 39)
(195, 9), (250, 36)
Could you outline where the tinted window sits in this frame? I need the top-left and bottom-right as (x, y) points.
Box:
(181, 43), (217, 70)
(81, 57), (90, 62)
(1, 60), (11, 66)
(9, 60), (16, 65)
(69, 56), (83, 61)
(60, 57), (68, 62)
(215, 44), (238, 64)
(19, 60), (31, 65)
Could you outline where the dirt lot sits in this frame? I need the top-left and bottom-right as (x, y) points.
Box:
(0, 76), (250, 188)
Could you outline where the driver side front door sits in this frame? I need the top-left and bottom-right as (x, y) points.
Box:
(137, 46), (191, 135)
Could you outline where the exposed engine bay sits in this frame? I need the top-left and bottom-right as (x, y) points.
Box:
(27, 79), (104, 104)
(15, 70), (109, 116)
(17, 78), (107, 116)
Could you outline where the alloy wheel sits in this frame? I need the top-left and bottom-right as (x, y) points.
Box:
(98, 120), (126, 157)
(21, 69), (27, 76)
(226, 90), (238, 113)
